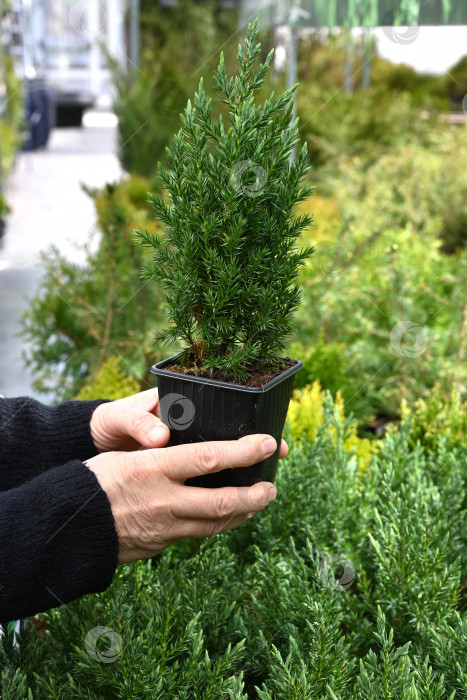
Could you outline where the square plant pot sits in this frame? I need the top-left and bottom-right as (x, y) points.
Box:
(150, 354), (303, 488)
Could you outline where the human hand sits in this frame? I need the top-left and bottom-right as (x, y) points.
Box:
(85, 434), (283, 563)
(90, 387), (289, 457)
(90, 388), (170, 453)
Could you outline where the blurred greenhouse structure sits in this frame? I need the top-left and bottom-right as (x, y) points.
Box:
(240, 0), (467, 28)
(4, 0), (125, 127)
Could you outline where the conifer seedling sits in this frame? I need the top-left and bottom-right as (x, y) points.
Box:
(136, 19), (314, 384)
(136, 20), (314, 487)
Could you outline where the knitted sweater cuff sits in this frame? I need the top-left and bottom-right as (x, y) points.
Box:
(0, 459), (119, 623)
(35, 398), (111, 466)
(0, 397), (111, 492)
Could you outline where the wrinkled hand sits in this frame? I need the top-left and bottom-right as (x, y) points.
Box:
(90, 388), (289, 457)
(90, 388), (170, 453)
(85, 434), (284, 563)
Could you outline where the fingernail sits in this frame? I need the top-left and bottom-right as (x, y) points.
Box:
(268, 487), (277, 503)
(262, 438), (277, 456)
(147, 426), (166, 443)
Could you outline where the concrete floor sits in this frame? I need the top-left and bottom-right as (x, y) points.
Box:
(0, 111), (122, 400)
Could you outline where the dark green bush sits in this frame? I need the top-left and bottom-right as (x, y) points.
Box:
(2, 398), (466, 698)
(371, 58), (449, 111)
(286, 338), (376, 423)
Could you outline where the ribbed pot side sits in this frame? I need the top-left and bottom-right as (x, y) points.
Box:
(151, 356), (303, 488)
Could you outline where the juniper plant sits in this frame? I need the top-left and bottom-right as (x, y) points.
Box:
(135, 20), (314, 380)
(3, 404), (467, 698)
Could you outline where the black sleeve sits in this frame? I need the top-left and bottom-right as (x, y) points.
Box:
(0, 397), (118, 623)
(0, 397), (110, 491)
(0, 459), (119, 623)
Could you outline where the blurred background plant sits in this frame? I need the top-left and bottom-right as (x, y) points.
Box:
(20, 176), (166, 397)
(20, 6), (467, 434)
(110, 0), (240, 181)
(293, 127), (467, 425)
(0, 50), (23, 213)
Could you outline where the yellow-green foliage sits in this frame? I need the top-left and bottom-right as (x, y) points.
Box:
(0, 55), (23, 178)
(401, 384), (467, 449)
(92, 175), (161, 235)
(297, 193), (341, 246)
(0, 121), (18, 175)
(77, 356), (141, 401)
(287, 380), (378, 468)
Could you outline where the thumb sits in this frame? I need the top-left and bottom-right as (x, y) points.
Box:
(113, 405), (170, 448)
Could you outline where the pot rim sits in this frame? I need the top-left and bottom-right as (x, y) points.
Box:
(150, 354), (303, 393)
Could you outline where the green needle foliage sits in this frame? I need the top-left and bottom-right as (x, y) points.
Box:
(2, 398), (466, 698)
(135, 20), (314, 380)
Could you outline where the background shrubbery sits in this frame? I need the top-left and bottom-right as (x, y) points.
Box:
(20, 177), (166, 397)
(0, 54), (23, 178)
(111, 0), (239, 180)
(0, 51), (23, 221)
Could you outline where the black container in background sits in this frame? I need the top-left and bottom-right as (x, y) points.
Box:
(24, 78), (55, 150)
(150, 355), (303, 488)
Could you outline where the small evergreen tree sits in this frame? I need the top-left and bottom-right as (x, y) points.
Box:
(135, 20), (314, 380)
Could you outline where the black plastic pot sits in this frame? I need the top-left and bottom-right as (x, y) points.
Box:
(150, 354), (303, 488)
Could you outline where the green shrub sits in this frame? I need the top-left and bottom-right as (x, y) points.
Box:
(332, 127), (467, 254)
(111, 0), (239, 178)
(286, 338), (376, 422)
(0, 54), (23, 182)
(297, 84), (438, 176)
(287, 380), (378, 469)
(0, 192), (9, 219)
(443, 54), (467, 108)
(2, 397), (466, 698)
(371, 57), (449, 111)
(287, 339), (349, 392)
(298, 30), (449, 112)
(20, 178), (167, 399)
(294, 138), (467, 421)
(401, 384), (467, 450)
